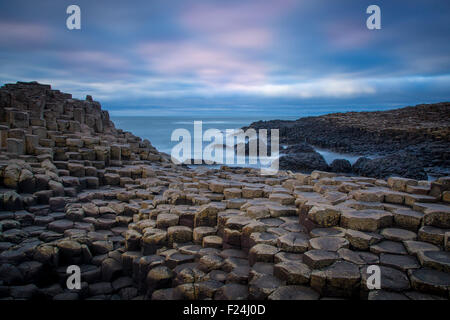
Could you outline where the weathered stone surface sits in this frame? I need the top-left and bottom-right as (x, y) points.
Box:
(417, 251), (450, 272)
(309, 236), (349, 252)
(310, 227), (346, 238)
(345, 229), (382, 250)
(445, 232), (450, 251)
(418, 226), (446, 246)
(310, 261), (361, 298)
(403, 240), (440, 256)
(48, 219), (74, 233)
(227, 265), (250, 284)
(246, 206), (270, 219)
(393, 209), (424, 231)
(337, 248), (379, 265)
(307, 204), (341, 227)
(10, 284), (38, 299)
(340, 210), (392, 232)
(249, 275), (284, 299)
(223, 228), (241, 247)
(383, 190), (407, 204)
(89, 282), (113, 296)
(388, 177), (418, 192)
(104, 173), (120, 186)
(0, 263), (24, 285)
(242, 187), (264, 199)
(156, 213), (179, 229)
(249, 244), (279, 266)
(202, 235), (223, 249)
(269, 193), (295, 205)
(214, 283), (248, 300)
(7, 138), (25, 155)
(352, 189), (384, 202)
(368, 290), (409, 300)
(124, 230), (142, 251)
(167, 226), (192, 245)
(274, 261), (311, 285)
(166, 253), (195, 269)
(57, 240), (81, 259)
(362, 266), (410, 292)
(404, 291), (447, 300)
(415, 203), (450, 228)
(223, 188), (242, 199)
(92, 240), (114, 255)
(380, 253), (420, 271)
(277, 233), (309, 253)
(268, 285), (320, 300)
(102, 258), (123, 281)
(381, 228), (417, 241)
(193, 226), (216, 244)
(195, 203), (225, 227)
(250, 232), (277, 247)
(409, 268), (450, 296)
(198, 254), (224, 272)
(370, 240), (407, 255)
(274, 251), (303, 264)
(146, 266), (174, 293)
(303, 250), (339, 269)
(195, 280), (223, 299)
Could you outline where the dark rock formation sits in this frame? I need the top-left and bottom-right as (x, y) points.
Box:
(246, 102), (450, 179)
(279, 143), (329, 173)
(330, 159), (352, 173)
(280, 153), (329, 173)
(352, 154), (428, 180)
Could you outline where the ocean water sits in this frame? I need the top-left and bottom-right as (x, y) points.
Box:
(314, 148), (378, 165)
(111, 116), (296, 163)
(111, 109), (389, 167)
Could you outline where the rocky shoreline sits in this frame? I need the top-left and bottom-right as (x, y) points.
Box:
(245, 103), (450, 180)
(0, 82), (449, 300)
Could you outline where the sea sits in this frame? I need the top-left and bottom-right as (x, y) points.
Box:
(112, 116), (285, 169)
(111, 110), (385, 169)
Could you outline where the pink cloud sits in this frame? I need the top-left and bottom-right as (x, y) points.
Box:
(214, 28), (272, 49)
(0, 21), (51, 44)
(59, 51), (130, 69)
(137, 42), (267, 84)
(180, 0), (296, 31)
(325, 21), (373, 50)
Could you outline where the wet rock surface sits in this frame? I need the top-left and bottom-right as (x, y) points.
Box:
(0, 82), (449, 300)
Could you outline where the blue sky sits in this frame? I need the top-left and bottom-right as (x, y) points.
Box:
(0, 0), (449, 116)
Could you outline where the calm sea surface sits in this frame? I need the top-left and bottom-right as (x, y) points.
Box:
(111, 116), (295, 156)
(111, 106), (397, 166)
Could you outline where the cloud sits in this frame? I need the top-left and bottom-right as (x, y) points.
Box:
(137, 42), (268, 84)
(57, 50), (130, 69)
(213, 28), (272, 49)
(179, 0), (296, 32)
(0, 0), (449, 115)
(216, 77), (377, 98)
(325, 22), (374, 50)
(0, 21), (52, 46)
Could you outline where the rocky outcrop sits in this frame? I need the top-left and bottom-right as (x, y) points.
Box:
(246, 103), (450, 179)
(330, 159), (352, 173)
(280, 153), (329, 172)
(0, 82), (449, 301)
(280, 143), (329, 172)
(352, 155), (428, 181)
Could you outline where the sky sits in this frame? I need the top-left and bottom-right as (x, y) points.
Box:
(0, 0), (449, 117)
